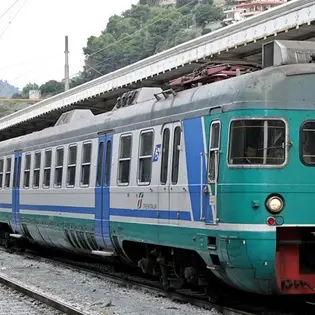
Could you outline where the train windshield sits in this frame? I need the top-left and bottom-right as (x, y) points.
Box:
(229, 119), (286, 166)
(301, 121), (315, 165)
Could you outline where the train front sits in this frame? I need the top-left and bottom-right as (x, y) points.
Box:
(216, 40), (315, 295)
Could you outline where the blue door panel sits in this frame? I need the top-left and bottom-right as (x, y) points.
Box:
(95, 135), (113, 249)
(12, 152), (22, 233)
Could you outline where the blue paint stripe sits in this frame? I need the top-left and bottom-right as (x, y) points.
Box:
(110, 208), (191, 220)
(0, 202), (191, 221)
(0, 203), (12, 209)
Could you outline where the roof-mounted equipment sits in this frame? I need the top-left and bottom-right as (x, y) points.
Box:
(262, 40), (315, 68)
(55, 109), (94, 126)
(154, 88), (177, 101)
(115, 87), (163, 109)
(168, 62), (260, 91)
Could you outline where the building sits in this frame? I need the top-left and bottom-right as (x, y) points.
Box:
(157, 0), (177, 6)
(223, 0), (286, 25)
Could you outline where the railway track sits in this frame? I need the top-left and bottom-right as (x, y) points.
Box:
(0, 272), (88, 315)
(0, 245), (314, 315)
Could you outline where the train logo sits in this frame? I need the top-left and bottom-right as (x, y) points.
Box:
(152, 144), (161, 162)
(137, 192), (144, 209)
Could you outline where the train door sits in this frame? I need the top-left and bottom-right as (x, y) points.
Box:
(169, 122), (184, 223)
(95, 134), (113, 248)
(158, 124), (172, 222)
(205, 121), (221, 224)
(12, 152), (22, 233)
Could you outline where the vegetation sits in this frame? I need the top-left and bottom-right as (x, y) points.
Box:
(9, 0), (224, 103)
(0, 80), (18, 98)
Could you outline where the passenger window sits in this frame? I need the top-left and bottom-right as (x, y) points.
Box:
(138, 131), (154, 184)
(229, 119), (285, 166)
(96, 142), (104, 186)
(54, 148), (64, 187)
(81, 142), (92, 186)
(208, 122), (220, 182)
(43, 150), (52, 188)
(104, 140), (112, 187)
(24, 154), (31, 188)
(301, 121), (315, 165)
(4, 157), (10, 188)
(160, 128), (170, 185)
(33, 152), (41, 188)
(67, 145), (77, 186)
(0, 159), (4, 189)
(118, 134), (132, 185)
(171, 127), (181, 185)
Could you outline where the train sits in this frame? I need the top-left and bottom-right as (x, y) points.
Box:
(1, 39), (315, 296)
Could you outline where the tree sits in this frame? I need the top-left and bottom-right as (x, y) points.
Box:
(40, 80), (63, 98)
(21, 83), (39, 99)
(194, 4), (223, 27)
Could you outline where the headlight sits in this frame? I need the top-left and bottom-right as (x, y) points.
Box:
(266, 195), (284, 214)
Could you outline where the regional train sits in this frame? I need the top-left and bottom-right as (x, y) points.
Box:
(1, 39), (315, 295)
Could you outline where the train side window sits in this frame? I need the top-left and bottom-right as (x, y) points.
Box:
(67, 145), (77, 187)
(171, 127), (181, 185)
(43, 149), (52, 188)
(4, 157), (10, 188)
(138, 130), (154, 185)
(228, 119), (286, 166)
(160, 128), (170, 185)
(208, 122), (220, 182)
(23, 154), (31, 188)
(81, 142), (92, 186)
(33, 152), (41, 188)
(118, 134), (132, 185)
(54, 147), (64, 187)
(301, 121), (315, 166)
(96, 142), (104, 186)
(104, 140), (112, 187)
(0, 159), (3, 189)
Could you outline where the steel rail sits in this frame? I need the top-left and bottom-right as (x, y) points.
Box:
(0, 272), (90, 315)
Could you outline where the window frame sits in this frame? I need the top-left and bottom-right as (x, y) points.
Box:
(54, 147), (64, 188)
(300, 120), (315, 166)
(227, 117), (288, 169)
(23, 153), (31, 189)
(160, 128), (170, 185)
(117, 133), (132, 186)
(207, 120), (221, 183)
(80, 141), (92, 187)
(96, 141), (104, 187)
(43, 149), (52, 188)
(104, 140), (112, 187)
(137, 129), (154, 186)
(67, 144), (77, 188)
(0, 158), (4, 189)
(32, 151), (41, 189)
(4, 156), (11, 189)
(171, 126), (182, 185)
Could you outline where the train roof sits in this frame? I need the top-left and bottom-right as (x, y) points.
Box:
(1, 62), (315, 154)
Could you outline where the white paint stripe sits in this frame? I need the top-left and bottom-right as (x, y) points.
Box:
(20, 209), (94, 220)
(109, 215), (276, 232)
(0, 208), (11, 213)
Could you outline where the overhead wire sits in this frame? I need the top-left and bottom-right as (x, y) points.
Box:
(1, 0), (200, 88)
(68, 0), (199, 79)
(0, 0), (27, 40)
(0, 0), (20, 21)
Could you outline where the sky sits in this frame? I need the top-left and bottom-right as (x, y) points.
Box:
(0, 0), (138, 89)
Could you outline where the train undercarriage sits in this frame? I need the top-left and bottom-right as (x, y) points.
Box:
(122, 240), (224, 298)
